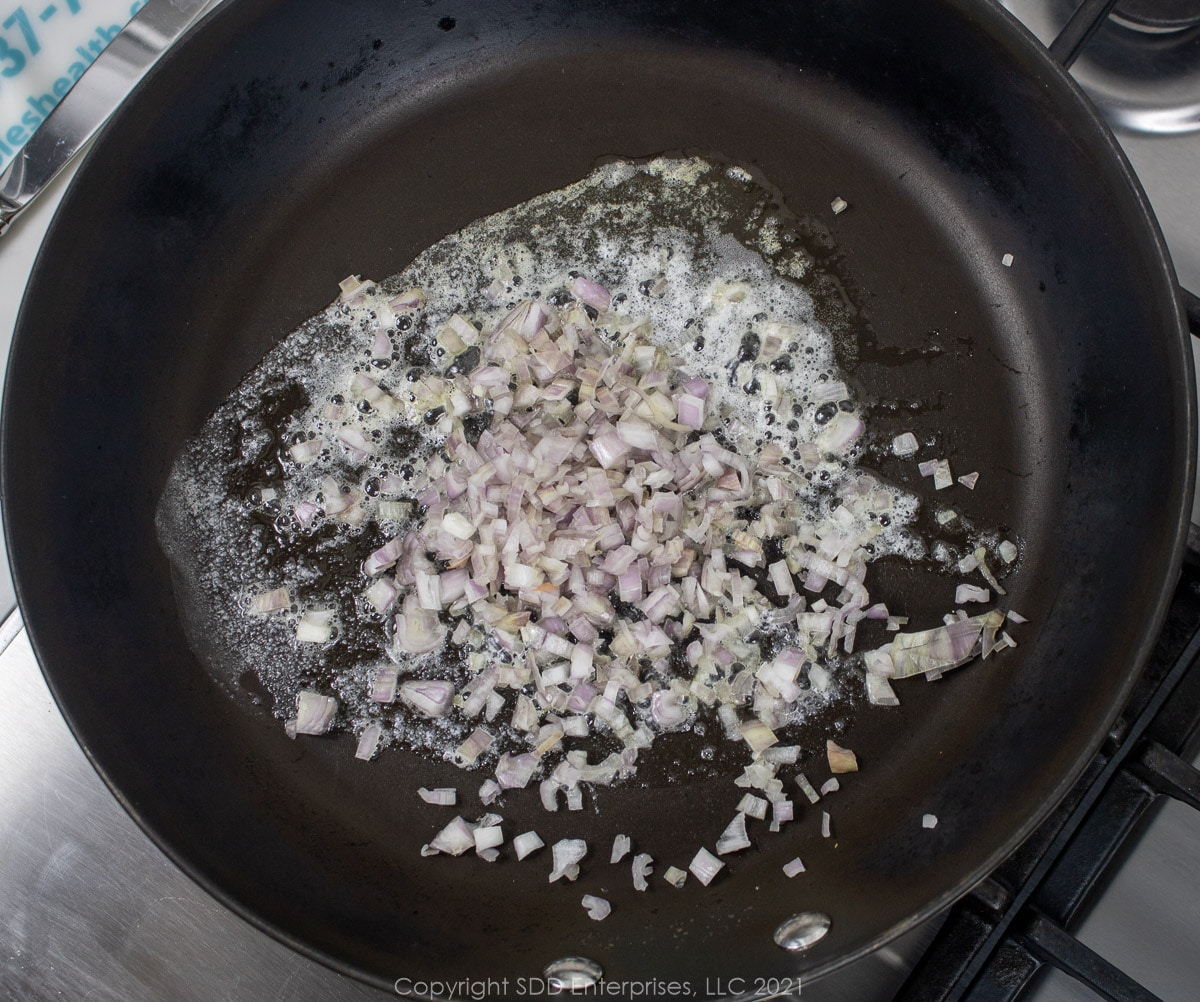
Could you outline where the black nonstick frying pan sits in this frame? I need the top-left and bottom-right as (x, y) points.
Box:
(2, 0), (1195, 996)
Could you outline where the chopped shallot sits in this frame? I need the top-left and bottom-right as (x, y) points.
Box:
(230, 252), (1026, 909)
(892, 432), (919, 457)
(549, 838), (588, 882)
(399, 679), (454, 717)
(582, 895), (612, 921)
(716, 812), (751, 855)
(955, 584), (991, 605)
(736, 794), (768, 820)
(689, 847), (725, 886)
(514, 831), (544, 860)
(827, 739), (859, 774)
(429, 816), (475, 855)
(881, 610), (1005, 679)
(355, 721), (383, 761)
(795, 772), (821, 804)
(249, 587), (289, 614)
(663, 866), (688, 888)
(975, 547), (1008, 595)
(632, 853), (654, 891)
(291, 690), (337, 736)
(474, 825), (504, 853)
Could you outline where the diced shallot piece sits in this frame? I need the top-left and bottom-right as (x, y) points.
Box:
(716, 812), (751, 855)
(399, 679), (454, 717)
(249, 587), (289, 614)
(581, 895), (612, 921)
(827, 739), (859, 774)
(354, 721), (383, 761)
(570, 276), (612, 312)
(657, 866), (686, 889)
(549, 838), (588, 882)
(291, 690), (337, 736)
(632, 853), (654, 891)
(892, 432), (919, 457)
(689, 847), (725, 886)
(513, 831), (544, 860)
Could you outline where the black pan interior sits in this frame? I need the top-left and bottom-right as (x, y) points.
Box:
(3, 0), (1192, 993)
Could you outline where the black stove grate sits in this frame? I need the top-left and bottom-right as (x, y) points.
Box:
(892, 563), (1200, 1002)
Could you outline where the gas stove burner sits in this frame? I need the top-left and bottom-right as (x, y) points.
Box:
(1112, 0), (1200, 34)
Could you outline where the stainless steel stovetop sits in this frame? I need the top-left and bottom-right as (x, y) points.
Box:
(2, 2), (1199, 999)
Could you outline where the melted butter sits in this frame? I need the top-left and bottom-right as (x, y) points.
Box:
(156, 156), (930, 762)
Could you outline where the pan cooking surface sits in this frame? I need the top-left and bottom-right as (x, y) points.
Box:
(2, 0), (1191, 993)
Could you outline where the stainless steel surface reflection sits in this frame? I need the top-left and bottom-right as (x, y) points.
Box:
(1009, 0), (1200, 134)
(0, 615), (382, 1002)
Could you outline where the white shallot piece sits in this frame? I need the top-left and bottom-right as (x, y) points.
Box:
(663, 866), (688, 888)
(513, 831), (544, 860)
(295, 608), (336, 644)
(290, 690), (337, 737)
(549, 838), (588, 882)
(581, 894), (612, 921)
(689, 847), (725, 886)
(428, 816), (476, 856)
(632, 852), (654, 891)
(249, 587), (289, 615)
(474, 825), (504, 853)
(354, 721), (383, 761)
(955, 584), (991, 605)
(399, 679), (454, 717)
(770, 799), (794, 833)
(795, 772), (821, 804)
(716, 812), (752, 855)
(892, 432), (919, 457)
